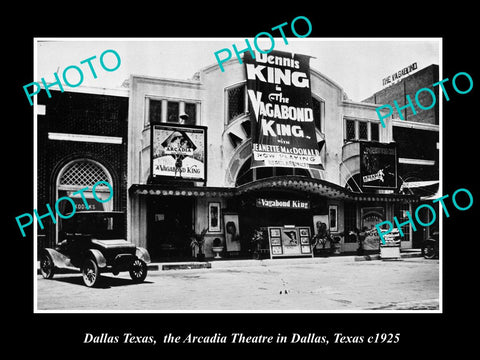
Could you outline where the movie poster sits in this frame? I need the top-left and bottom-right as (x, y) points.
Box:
(244, 50), (323, 170)
(152, 124), (206, 181)
(360, 142), (398, 190)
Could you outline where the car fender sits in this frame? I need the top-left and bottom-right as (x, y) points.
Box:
(135, 247), (151, 264)
(85, 249), (107, 268)
(43, 248), (73, 269)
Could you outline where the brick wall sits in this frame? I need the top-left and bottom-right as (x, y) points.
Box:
(37, 90), (128, 249)
(364, 64), (439, 125)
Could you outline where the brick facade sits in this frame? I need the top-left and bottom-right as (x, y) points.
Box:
(363, 64), (440, 184)
(363, 64), (439, 125)
(37, 90), (128, 249)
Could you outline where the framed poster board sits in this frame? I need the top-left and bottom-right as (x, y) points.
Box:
(224, 213), (241, 253)
(208, 202), (221, 232)
(359, 142), (397, 190)
(151, 123), (207, 182)
(361, 207), (384, 250)
(267, 226), (313, 258)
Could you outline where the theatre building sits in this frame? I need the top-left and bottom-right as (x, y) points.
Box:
(363, 64), (440, 247)
(127, 50), (424, 261)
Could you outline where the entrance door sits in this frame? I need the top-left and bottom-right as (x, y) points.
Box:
(147, 197), (194, 260)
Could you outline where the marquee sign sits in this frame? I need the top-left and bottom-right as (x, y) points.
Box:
(256, 198), (310, 209)
(244, 50), (322, 170)
(151, 124), (207, 182)
(382, 62), (418, 87)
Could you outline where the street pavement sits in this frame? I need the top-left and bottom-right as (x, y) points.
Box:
(36, 255), (439, 312)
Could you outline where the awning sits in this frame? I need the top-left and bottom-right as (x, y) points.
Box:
(129, 184), (235, 198)
(400, 180), (439, 189)
(236, 176), (419, 203)
(400, 180), (440, 199)
(129, 176), (419, 203)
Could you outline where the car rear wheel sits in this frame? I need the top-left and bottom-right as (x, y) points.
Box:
(423, 243), (436, 259)
(82, 258), (100, 287)
(40, 253), (55, 279)
(129, 259), (147, 283)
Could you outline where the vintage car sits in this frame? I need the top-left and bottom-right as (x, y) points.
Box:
(39, 211), (151, 287)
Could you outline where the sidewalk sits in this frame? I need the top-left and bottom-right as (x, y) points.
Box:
(37, 249), (423, 274)
(153, 248), (422, 271)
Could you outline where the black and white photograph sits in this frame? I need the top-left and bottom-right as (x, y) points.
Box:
(10, 8), (478, 356)
(32, 37), (443, 312)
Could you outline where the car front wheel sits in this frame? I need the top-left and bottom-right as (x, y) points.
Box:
(82, 258), (100, 287)
(40, 253), (55, 279)
(129, 259), (147, 283)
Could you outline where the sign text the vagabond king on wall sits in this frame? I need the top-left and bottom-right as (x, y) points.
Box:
(244, 50), (323, 170)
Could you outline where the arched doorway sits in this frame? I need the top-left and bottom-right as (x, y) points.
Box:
(55, 159), (114, 243)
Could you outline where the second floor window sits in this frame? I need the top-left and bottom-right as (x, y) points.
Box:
(148, 98), (198, 126)
(344, 119), (380, 142)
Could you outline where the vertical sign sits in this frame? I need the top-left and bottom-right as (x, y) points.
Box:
(360, 142), (398, 190)
(244, 50), (322, 170)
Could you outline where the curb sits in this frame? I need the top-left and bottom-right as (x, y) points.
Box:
(158, 251), (423, 270)
(37, 251), (423, 274)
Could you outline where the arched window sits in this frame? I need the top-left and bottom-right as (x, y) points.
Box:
(57, 159), (113, 212)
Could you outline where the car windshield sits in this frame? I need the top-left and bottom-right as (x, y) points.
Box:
(61, 213), (124, 239)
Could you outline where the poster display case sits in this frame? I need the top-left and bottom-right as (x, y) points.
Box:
(267, 226), (313, 259)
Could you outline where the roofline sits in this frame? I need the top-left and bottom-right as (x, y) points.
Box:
(38, 84), (129, 97)
(130, 73), (202, 86)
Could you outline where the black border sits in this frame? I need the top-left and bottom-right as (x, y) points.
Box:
(10, 5), (477, 356)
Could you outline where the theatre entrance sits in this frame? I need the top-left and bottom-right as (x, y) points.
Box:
(237, 194), (322, 252)
(147, 197), (194, 261)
